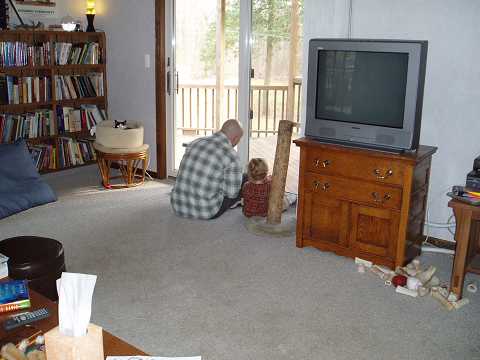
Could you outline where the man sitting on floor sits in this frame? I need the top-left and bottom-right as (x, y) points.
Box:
(171, 119), (244, 219)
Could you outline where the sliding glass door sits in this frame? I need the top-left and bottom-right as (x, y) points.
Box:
(248, 0), (303, 193)
(166, 0), (240, 173)
(166, 0), (303, 191)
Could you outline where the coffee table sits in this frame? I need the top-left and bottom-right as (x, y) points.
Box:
(0, 284), (148, 357)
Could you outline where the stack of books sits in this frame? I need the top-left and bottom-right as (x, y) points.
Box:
(0, 280), (31, 313)
(448, 186), (480, 205)
(55, 42), (101, 65)
(0, 105), (105, 143)
(54, 73), (104, 100)
(0, 110), (55, 143)
(0, 74), (52, 105)
(0, 41), (51, 67)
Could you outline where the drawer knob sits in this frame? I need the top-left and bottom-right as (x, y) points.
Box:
(373, 168), (393, 180)
(371, 192), (392, 203)
(313, 181), (330, 191)
(314, 159), (331, 168)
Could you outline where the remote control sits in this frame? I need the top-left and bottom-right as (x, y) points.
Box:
(3, 308), (50, 331)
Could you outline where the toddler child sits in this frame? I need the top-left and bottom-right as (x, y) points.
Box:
(242, 158), (272, 217)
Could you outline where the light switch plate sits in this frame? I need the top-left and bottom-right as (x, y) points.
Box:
(145, 54), (151, 68)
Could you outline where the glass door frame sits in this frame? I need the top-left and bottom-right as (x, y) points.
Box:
(165, 0), (255, 176)
(237, 0), (253, 167)
(165, 0), (176, 176)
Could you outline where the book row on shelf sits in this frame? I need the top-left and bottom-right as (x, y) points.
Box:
(30, 137), (97, 171)
(55, 73), (104, 100)
(0, 105), (106, 143)
(0, 41), (102, 67)
(0, 42), (51, 67)
(55, 42), (101, 65)
(0, 75), (52, 105)
(0, 73), (104, 105)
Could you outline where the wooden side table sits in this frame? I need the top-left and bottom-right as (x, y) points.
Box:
(94, 143), (149, 189)
(449, 199), (480, 299)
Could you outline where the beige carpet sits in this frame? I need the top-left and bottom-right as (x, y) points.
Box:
(0, 165), (479, 360)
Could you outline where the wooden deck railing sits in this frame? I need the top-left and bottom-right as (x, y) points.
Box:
(177, 79), (302, 137)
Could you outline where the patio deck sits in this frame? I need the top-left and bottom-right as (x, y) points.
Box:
(175, 134), (299, 194)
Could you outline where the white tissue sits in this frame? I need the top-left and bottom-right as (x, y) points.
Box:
(57, 272), (97, 337)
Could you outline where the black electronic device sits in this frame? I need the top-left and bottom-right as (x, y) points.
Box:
(452, 185), (464, 196)
(305, 38), (428, 152)
(449, 185), (480, 206)
(467, 170), (480, 191)
(473, 156), (480, 172)
(3, 308), (50, 331)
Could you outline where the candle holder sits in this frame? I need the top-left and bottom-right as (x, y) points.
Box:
(86, 13), (95, 32)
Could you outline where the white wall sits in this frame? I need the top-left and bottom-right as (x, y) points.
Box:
(11, 0), (158, 171)
(96, 0), (157, 171)
(303, 0), (480, 240)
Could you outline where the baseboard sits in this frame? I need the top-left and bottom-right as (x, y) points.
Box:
(146, 169), (159, 178)
(422, 236), (456, 250)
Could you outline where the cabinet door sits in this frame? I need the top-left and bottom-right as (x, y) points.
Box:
(302, 190), (349, 247)
(350, 204), (400, 259)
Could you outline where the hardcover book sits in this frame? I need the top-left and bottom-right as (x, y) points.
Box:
(0, 280), (31, 313)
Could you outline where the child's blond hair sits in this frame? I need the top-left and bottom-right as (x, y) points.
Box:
(247, 158), (269, 181)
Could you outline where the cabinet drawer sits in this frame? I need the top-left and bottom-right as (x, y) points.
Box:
(306, 148), (405, 185)
(305, 172), (402, 210)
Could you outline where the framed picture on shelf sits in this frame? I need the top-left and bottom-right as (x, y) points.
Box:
(13, 0), (56, 23)
(15, 0), (56, 6)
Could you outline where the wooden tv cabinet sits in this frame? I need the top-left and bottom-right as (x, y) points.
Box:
(294, 138), (437, 269)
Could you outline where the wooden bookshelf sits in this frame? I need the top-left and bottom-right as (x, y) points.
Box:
(0, 30), (108, 174)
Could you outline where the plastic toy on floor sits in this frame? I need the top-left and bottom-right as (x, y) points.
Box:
(355, 256), (472, 311)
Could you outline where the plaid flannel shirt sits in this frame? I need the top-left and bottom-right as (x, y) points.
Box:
(171, 131), (243, 219)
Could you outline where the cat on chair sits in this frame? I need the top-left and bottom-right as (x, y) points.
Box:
(114, 120), (128, 129)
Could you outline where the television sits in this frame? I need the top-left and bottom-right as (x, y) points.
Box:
(305, 39), (428, 152)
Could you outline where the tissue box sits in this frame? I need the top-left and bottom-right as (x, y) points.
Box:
(45, 323), (104, 360)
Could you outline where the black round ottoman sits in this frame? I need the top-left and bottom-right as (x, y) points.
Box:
(0, 236), (66, 301)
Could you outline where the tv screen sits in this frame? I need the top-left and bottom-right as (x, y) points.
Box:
(305, 39), (428, 152)
(315, 50), (409, 129)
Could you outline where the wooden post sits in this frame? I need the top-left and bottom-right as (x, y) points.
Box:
(215, 0), (226, 130)
(267, 120), (294, 225)
(286, 0), (300, 123)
